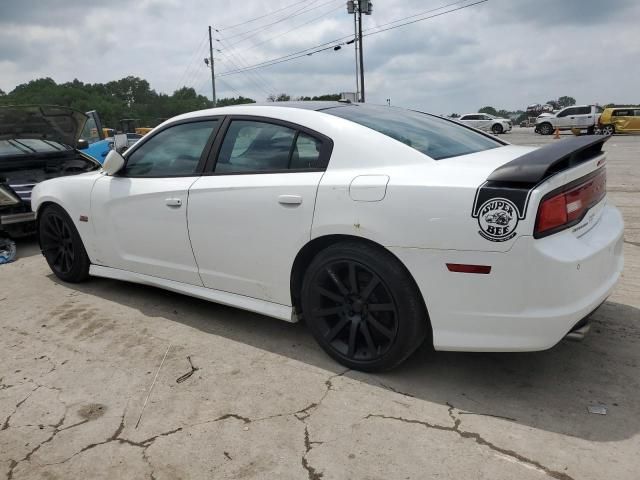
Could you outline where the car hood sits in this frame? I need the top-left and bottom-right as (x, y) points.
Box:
(0, 105), (87, 147)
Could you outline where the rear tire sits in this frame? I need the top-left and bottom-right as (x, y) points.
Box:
(39, 204), (90, 283)
(538, 123), (553, 135)
(491, 123), (504, 134)
(301, 241), (429, 372)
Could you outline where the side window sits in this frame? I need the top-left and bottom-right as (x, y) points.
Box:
(215, 121), (296, 173)
(613, 109), (631, 117)
(634, 110), (640, 117)
(574, 106), (591, 115)
(123, 120), (217, 177)
(459, 115), (470, 120)
(290, 133), (322, 170)
(557, 108), (573, 117)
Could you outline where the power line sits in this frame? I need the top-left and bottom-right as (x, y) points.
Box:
(220, 0), (337, 42)
(364, 0), (488, 37)
(227, 3), (344, 56)
(216, 0), (305, 30)
(217, 33), (355, 77)
(216, 0), (487, 77)
(174, 34), (209, 91)
(215, 35), (278, 96)
(362, 0), (474, 33)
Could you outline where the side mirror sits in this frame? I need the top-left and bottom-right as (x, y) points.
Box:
(103, 150), (125, 176)
(113, 133), (128, 153)
(76, 138), (89, 150)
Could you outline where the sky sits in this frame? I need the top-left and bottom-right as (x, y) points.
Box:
(1, 0), (638, 114)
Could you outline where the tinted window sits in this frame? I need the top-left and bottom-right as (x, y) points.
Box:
(634, 110), (640, 117)
(613, 109), (632, 117)
(574, 106), (591, 115)
(557, 108), (574, 117)
(123, 120), (217, 177)
(215, 121), (297, 173)
(290, 133), (322, 169)
(324, 106), (501, 160)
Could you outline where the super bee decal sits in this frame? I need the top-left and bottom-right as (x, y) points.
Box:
(476, 198), (519, 242)
(471, 182), (533, 242)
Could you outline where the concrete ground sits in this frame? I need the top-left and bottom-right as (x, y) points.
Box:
(1, 129), (638, 480)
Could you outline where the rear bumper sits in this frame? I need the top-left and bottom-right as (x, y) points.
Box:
(390, 203), (624, 351)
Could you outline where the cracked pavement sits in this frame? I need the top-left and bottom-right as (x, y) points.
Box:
(1, 131), (639, 479)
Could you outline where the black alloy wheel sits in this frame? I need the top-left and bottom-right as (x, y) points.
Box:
(302, 241), (428, 371)
(39, 205), (90, 282)
(492, 123), (504, 134)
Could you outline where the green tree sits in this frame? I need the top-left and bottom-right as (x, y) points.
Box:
(216, 96), (256, 107)
(478, 106), (498, 116)
(449, 113), (460, 118)
(557, 96), (576, 108)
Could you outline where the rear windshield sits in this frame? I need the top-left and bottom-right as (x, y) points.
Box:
(323, 105), (502, 160)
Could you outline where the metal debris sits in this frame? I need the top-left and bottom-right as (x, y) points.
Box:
(587, 404), (607, 415)
(176, 356), (199, 384)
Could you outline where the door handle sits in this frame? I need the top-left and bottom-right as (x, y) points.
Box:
(165, 198), (182, 207)
(278, 195), (302, 205)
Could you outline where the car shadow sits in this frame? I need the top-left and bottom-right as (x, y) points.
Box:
(48, 273), (639, 443)
(12, 236), (41, 260)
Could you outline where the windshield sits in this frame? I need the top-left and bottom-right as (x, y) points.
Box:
(323, 105), (502, 160)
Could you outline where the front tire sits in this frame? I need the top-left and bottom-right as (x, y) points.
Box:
(491, 123), (504, 135)
(538, 122), (554, 135)
(602, 124), (615, 135)
(301, 241), (428, 372)
(39, 204), (90, 283)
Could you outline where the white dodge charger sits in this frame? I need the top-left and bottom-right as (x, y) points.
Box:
(31, 102), (624, 371)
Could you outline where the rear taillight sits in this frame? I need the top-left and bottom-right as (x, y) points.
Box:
(534, 168), (606, 238)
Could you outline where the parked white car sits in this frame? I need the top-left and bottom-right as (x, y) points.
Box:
(535, 105), (604, 135)
(458, 113), (512, 134)
(32, 103), (623, 371)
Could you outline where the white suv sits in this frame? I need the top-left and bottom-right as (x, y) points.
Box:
(535, 105), (603, 135)
(458, 114), (512, 134)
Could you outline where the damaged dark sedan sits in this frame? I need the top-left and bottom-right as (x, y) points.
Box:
(0, 105), (100, 238)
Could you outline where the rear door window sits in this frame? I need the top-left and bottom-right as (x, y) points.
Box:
(214, 120), (328, 173)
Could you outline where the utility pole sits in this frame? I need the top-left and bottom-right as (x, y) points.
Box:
(346, 1), (372, 103)
(357, 5), (365, 103)
(353, 11), (360, 101)
(208, 26), (216, 106)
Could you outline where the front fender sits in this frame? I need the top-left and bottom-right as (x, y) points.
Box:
(32, 172), (102, 261)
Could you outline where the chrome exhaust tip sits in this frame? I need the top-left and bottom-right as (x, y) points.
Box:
(565, 323), (591, 341)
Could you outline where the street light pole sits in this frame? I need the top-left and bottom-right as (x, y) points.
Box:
(346, 1), (372, 103)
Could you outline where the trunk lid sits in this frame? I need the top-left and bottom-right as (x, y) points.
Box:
(470, 136), (609, 246)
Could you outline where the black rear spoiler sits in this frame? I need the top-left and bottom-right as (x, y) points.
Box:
(472, 136), (609, 221)
(488, 135), (609, 184)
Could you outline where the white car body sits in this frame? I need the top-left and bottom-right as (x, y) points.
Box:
(458, 113), (512, 134)
(32, 103), (623, 356)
